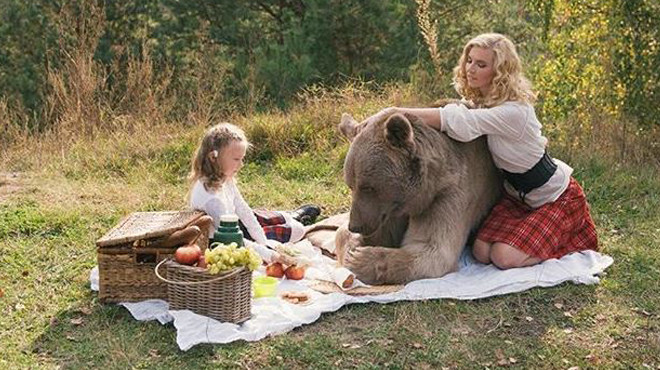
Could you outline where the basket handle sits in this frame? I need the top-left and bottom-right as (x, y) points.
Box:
(154, 259), (245, 286)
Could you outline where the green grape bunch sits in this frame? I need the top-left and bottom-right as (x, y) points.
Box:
(205, 242), (262, 274)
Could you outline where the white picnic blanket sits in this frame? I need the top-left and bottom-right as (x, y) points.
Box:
(89, 245), (612, 351)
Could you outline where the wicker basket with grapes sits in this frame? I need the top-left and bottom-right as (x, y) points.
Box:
(155, 242), (261, 323)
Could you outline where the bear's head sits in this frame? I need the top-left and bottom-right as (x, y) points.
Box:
(339, 111), (460, 240)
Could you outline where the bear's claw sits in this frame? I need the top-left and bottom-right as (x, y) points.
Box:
(344, 246), (413, 285)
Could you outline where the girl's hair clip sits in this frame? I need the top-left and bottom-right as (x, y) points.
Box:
(211, 150), (218, 158)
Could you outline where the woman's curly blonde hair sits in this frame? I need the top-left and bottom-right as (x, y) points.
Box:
(453, 33), (536, 108)
(188, 123), (249, 191)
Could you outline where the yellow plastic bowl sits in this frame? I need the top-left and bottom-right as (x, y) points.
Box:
(253, 276), (279, 298)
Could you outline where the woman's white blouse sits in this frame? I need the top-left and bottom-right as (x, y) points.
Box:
(438, 101), (572, 208)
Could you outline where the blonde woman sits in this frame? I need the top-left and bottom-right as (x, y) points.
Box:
(366, 33), (598, 269)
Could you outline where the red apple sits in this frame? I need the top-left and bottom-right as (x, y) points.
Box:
(284, 265), (305, 280)
(174, 244), (202, 266)
(266, 262), (285, 278)
(197, 254), (207, 269)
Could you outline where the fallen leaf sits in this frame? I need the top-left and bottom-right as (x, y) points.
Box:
(567, 367), (579, 370)
(276, 356), (283, 361)
(554, 303), (564, 309)
(0, 288), (3, 298)
(14, 303), (25, 311)
(70, 317), (84, 326)
(563, 311), (573, 317)
(509, 357), (517, 364)
(497, 358), (509, 366)
(564, 328), (574, 334)
(341, 343), (351, 348)
(504, 340), (513, 345)
(525, 316), (534, 322)
(79, 307), (92, 315)
(350, 344), (361, 349)
(149, 349), (160, 358)
(412, 342), (424, 349)
(66, 335), (77, 341)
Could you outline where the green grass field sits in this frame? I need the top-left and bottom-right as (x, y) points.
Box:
(1, 111), (659, 369)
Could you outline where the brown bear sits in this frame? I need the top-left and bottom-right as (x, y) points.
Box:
(335, 111), (502, 285)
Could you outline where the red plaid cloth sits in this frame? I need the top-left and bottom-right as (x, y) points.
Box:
(476, 178), (598, 260)
(239, 209), (292, 243)
(253, 210), (286, 226)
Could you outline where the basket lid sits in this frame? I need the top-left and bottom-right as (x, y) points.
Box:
(96, 211), (204, 247)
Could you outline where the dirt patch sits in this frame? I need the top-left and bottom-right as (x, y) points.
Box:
(0, 172), (22, 203)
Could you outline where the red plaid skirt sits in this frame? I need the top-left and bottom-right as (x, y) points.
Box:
(239, 210), (292, 243)
(476, 178), (598, 260)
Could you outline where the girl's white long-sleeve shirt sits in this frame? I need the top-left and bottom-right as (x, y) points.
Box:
(189, 178), (275, 261)
(438, 101), (572, 208)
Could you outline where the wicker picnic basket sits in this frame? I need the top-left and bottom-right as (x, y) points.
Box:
(155, 260), (252, 323)
(96, 210), (205, 303)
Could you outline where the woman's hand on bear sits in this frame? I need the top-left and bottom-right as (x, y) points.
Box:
(364, 107), (398, 126)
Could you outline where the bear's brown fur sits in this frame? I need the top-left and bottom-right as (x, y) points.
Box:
(336, 111), (502, 284)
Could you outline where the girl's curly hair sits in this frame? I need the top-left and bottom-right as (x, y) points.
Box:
(188, 123), (249, 191)
(453, 33), (536, 108)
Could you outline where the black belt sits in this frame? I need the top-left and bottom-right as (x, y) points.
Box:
(502, 151), (557, 195)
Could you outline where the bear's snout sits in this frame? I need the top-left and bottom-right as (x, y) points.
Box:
(347, 223), (363, 234)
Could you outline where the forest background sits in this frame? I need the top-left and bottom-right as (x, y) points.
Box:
(1, 0), (658, 161)
(1, 0), (659, 368)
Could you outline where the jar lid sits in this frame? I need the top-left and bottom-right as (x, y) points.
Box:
(220, 214), (239, 223)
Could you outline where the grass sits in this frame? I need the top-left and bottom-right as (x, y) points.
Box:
(1, 109), (659, 369)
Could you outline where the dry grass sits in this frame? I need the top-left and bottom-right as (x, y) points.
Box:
(43, 1), (107, 138)
(547, 108), (660, 168)
(415, 0), (443, 75)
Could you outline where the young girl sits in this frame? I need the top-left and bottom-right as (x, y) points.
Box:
(366, 33), (598, 269)
(188, 123), (319, 263)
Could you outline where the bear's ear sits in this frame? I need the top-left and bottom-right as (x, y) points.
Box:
(384, 114), (414, 150)
(339, 113), (361, 141)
